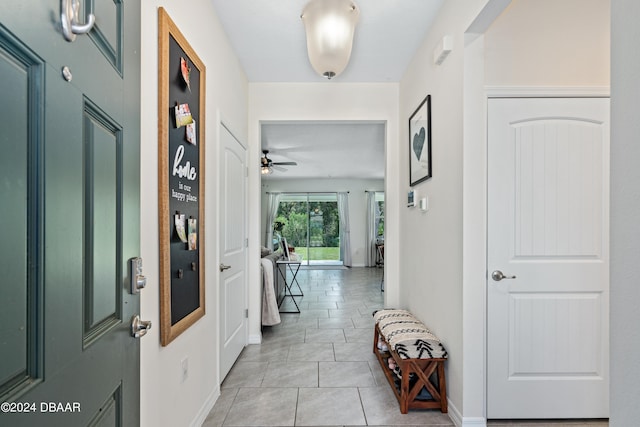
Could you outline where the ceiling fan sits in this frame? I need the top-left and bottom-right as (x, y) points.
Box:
(261, 150), (297, 175)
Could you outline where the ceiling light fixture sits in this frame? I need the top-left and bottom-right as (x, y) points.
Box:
(301, 0), (359, 80)
(261, 165), (273, 175)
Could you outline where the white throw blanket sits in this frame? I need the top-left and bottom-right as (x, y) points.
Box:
(261, 258), (281, 326)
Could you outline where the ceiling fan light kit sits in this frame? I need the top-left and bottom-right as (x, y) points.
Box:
(301, 0), (359, 80)
(261, 150), (297, 175)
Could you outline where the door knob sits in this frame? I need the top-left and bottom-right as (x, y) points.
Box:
(491, 270), (516, 281)
(219, 263), (231, 272)
(130, 315), (152, 338)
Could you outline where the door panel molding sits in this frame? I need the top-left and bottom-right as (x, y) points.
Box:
(508, 292), (603, 377)
(87, 383), (122, 427)
(89, 0), (124, 74)
(510, 119), (604, 259)
(0, 23), (45, 401)
(82, 98), (123, 348)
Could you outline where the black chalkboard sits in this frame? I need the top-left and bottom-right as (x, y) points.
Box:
(167, 34), (201, 325)
(158, 8), (206, 346)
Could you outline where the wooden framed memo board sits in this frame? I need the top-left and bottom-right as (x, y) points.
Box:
(158, 7), (206, 346)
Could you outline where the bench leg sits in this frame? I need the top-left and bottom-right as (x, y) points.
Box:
(399, 360), (410, 414)
(437, 360), (448, 413)
(373, 324), (379, 354)
(407, 359), (448, 414)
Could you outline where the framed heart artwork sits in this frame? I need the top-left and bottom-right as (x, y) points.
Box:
(408, 94), (432, 186)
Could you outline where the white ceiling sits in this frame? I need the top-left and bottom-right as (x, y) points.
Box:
(210, 0), (444, 180)
(210, 0), (444, 83)
(261, 121), (386, 180)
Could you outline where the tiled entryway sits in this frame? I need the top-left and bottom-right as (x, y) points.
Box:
(203, 267), (609, 427)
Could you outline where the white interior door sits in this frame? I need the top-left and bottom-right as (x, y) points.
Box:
(219, 124), (247, 380)
(487, 97), (609, 419)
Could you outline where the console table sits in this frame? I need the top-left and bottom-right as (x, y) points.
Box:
(276, 260), (303, 313)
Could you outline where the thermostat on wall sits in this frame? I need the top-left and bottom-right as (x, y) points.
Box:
(407, 190), (416, 207)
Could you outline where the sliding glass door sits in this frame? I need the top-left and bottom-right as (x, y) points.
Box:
(275, 193), (341, 266)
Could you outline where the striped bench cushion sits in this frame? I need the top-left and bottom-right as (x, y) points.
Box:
(374, 309), (448, 359)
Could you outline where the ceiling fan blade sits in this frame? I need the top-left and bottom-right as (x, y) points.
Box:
(273, 161), (297, 166)
(272, 165), (288, 172)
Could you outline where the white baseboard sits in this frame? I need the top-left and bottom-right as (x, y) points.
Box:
(447, 399), (487, 427)
(248, 334), (262, 344)
(448, 399), (463, 426)
(461, 417), (487, 427)
(189, 386), (220, 427)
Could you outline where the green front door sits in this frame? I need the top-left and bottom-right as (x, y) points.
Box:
(0, 1), (141, 425)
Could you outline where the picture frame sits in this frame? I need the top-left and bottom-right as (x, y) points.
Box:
(409, 94), (432, 186)
(281, 237), (290, 260)
(158, 8), (206, 346)
(281, 237), (290, 261)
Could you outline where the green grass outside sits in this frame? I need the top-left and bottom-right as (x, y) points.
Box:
(290, 246), (339, 261)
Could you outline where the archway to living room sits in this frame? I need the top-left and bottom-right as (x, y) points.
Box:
(245, 82), (400, 365)
(259, 120), (386, 269)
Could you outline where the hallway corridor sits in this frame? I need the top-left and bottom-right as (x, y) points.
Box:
(204, 267), (455, 426)
(203, 267), (609, 427)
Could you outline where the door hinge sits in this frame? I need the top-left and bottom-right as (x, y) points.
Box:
(245, 238), (249, 248)
(245, 167), (249, 178)
(245, 309), (249, 318)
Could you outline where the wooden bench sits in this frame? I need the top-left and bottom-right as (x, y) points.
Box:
(372, 309), (448, 414)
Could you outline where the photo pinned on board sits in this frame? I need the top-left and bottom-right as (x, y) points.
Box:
(186, 120), (197, 145)
(188, 218), (197, 251)
(174, 213), (188, 243)
(174, 103), (193, 128)
(180, 57), (191, 91)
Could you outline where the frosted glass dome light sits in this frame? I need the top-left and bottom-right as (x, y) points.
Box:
(301, 0), (359, 79)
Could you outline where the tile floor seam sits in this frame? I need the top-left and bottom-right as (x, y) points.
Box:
(293, 387), (300, 427)
(356, 387), (369, 427)
(220, 387), (239, 427)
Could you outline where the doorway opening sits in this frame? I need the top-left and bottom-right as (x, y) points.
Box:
(274, 192), (341, 266)
(260, 120), (386, 270)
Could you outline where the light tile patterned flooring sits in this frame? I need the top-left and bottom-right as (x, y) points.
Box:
(203, 267), (608, 427)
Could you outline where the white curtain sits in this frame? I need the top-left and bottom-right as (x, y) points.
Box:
(264, 192), (281, 250)
(337, 192), (352, 267)
(365, 191), (378, 267)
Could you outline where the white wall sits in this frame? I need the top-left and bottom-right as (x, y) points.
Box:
(260, 178), (384, 267)
(248, 83), (399, 343)
(484, 0), (610, 87)
(398, 1), (491, 422)
(139, 2), (248, 426)
(610, 1), (640, 424)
